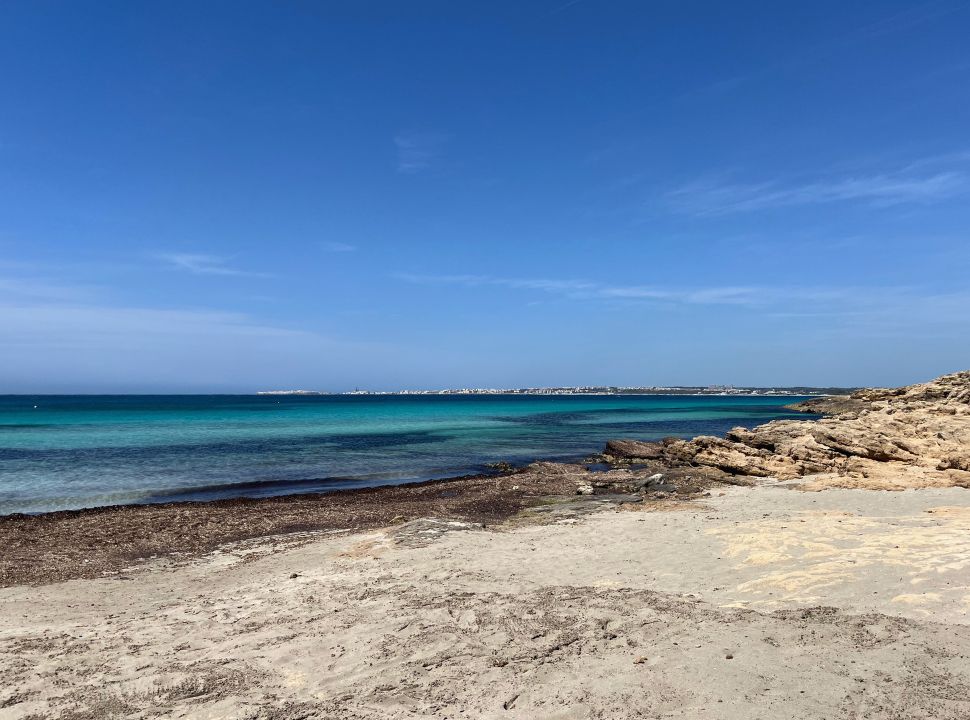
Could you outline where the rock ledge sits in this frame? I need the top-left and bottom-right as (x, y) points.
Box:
(606, 371), (970, 491)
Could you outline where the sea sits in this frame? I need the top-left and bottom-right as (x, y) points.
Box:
(0, 394), (815, 515)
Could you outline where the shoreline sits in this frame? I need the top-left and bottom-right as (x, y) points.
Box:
(6, 376), (967, 587)
(2, 372), (969, 718)
(1, 393), (819, 518)
(0, 459), (719, 587)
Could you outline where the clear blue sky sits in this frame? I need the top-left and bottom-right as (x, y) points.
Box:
(2, 1), (969, 392)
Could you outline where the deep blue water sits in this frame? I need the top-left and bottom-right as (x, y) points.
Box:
(0, 394), (813, 514)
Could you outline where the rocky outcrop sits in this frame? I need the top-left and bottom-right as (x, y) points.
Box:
(606, 371), (970, 491)
(784, 395), (867, 416)
(603, 439), (665, 461)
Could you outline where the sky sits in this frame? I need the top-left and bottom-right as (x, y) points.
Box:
(1, 0), (969, 392)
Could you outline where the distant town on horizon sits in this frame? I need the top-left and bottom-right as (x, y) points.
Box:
(257, 384), (857, 397)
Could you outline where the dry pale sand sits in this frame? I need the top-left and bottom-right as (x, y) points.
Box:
(2, 484), (970, 719)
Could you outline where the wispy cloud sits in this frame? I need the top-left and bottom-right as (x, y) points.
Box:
(395, 272), (851, 307)
(848, 0), (961, 43)
(395, 272), (970, 337)
(680, 1), (965, 102)
(0, 271), (387, 391)
(394, 131), (449, 174)
(158, 253), (265, 277)
(550, 0), (585, 13)
(667, 170), (967, 216)
(395, 273), (970, 319)
(321, 241), (357, 253)
(0, 275), (99, 303)
(396, 273), (598, 296)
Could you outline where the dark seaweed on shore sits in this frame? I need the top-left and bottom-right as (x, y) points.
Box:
(0, 468), (580, 587)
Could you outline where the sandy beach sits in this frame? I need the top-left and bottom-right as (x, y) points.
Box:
(5, 5), (969, 717)
(2, 372), (969, 719)
(3, 486), (970, 719)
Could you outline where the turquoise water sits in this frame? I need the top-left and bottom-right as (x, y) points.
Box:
(0, 394), (814, 514)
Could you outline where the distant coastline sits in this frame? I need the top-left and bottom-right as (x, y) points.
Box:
(257, 385), (855, 397)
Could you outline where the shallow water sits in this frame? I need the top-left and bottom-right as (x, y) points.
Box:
(0, 394), (813, 514)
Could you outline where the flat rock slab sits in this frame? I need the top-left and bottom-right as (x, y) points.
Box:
(523, 494), (643, 521)
(389, 518), (483, 547)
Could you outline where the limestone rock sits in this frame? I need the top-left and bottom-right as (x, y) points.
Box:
(633, 473), (666, 492)
(938, 454), (970, 472)
(603, 439), (665, 460)
(604, 370), (970, 491)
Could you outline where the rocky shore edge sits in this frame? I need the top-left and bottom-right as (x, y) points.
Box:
(596, 370), (970, 491)
(3, 370), (967, 587)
